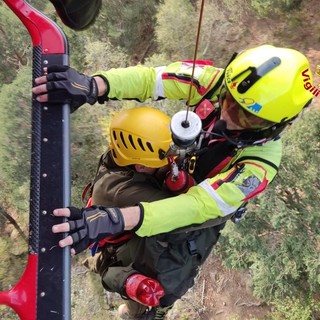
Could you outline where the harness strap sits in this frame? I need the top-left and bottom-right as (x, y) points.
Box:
(171, 212), (234, 234)
(172, 156), (278, 234)
(232, 156), (279, 173)
(81, 151), (113, 204)
(201, 52), (239, 102)
(202, 72), (224, 101)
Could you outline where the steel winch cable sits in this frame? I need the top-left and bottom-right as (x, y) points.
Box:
(184, 0), (206, 126)
(168, 0), (206, 151)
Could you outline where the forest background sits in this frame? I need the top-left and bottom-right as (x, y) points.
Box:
(0, 0), (319, 319)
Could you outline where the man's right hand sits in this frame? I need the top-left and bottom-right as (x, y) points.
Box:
(32, 65), (98, 112)
(52, 206), (125, 254)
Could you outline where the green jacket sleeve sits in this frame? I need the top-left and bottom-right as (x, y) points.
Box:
(94, 65), (157, 101)
(136, 139), (282, 237)
(93, 61), (224, 104)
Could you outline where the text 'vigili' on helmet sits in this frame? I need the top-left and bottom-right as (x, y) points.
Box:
(109, 107), (172, 168)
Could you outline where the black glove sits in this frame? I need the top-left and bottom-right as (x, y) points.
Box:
(45, 65), (99, 112)
(67, 206), (125, 254)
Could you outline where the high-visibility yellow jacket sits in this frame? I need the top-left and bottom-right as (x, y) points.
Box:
(94, 61), (282, 237)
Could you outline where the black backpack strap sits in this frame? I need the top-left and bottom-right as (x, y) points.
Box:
(200, 52), (239, 102)
(202, 72), (225, 101)
(231, 156), (279, 174)
(82, 150), (133, 205)
(81, 151), (109, 204)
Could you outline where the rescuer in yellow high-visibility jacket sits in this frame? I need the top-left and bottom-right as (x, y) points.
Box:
(32, 44), (313, 249)
(32, 44), (314, 319)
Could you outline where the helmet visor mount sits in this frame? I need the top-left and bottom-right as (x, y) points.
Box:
(234, 56), (281, 94)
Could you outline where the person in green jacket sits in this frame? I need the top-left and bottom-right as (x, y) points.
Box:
(32, 44), (314, 319)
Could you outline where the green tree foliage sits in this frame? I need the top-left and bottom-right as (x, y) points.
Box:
(0, 4), (32, 85)
(0, 66), (31, 213)
(69, 38), (130, 205)
(269, 296), (320, 320)
(113, 0), (158, 57)
(155, 0), (197, 59)
(28, 0), (47, 12)
(69, 105), (110, 206)
(83, 0), (159, 60)
(84, 40), (129, 73)
(153, 0), (247, 64)
(250, 0), (302, 16)
(217, 108), (320, 306)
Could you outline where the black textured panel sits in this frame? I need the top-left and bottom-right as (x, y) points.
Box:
(35, 53), (71, 320)
(29, 45), (43, 254)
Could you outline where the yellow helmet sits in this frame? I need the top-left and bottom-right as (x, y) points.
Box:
(225, 45), (313, 123)
(109, 107), (172, 168)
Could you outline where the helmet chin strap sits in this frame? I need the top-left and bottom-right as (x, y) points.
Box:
(211, 120), (283, 148)
(212, 120), (249, 148)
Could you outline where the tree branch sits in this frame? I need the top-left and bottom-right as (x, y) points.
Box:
(0, 206), (28, 244)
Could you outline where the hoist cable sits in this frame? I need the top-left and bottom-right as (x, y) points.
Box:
(184, 0), (206, 126)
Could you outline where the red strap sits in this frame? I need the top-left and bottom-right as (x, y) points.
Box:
(82, 182), (93, 204)
(183, 59), (214, 66)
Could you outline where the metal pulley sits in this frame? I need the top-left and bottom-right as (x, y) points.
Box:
(170, 110), (202, 148)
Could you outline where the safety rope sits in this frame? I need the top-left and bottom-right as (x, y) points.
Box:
(185, 0), (206, 124)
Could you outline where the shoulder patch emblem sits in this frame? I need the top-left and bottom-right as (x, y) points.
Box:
(235, 175), (260, 196)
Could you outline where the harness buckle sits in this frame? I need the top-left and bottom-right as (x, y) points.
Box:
(187, 239), (198, 255)
(231, 205), (247, 223)
(188, 156), (196, 174)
